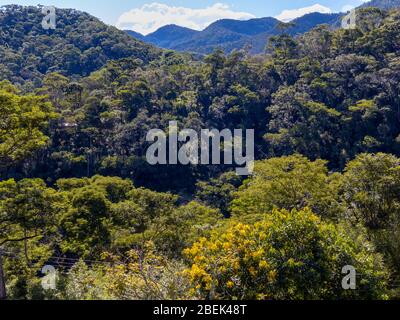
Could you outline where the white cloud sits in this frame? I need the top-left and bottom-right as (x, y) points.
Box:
(116, 2), (255, 35)
(342, 5), (356, 12)
(342, 4), (356, 12)
(275, 4), (332, 22)
(342, 0), (370, 13)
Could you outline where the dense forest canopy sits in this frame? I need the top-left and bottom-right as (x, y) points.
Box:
(0, 5), (161, 89)
(1, 4), (400, 300)
(4, 6), (399, 191)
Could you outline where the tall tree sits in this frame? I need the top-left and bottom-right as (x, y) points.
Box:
(0, 81), (57, 169)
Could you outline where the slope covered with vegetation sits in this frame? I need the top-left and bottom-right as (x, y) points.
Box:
(1, 6), (400, 300)
(6, 7), (396, 190)
(0, 5), (161, 89)
(126, 0), (400, 55)
(361, 0), (400, 10)
(127, 13), (343, 55)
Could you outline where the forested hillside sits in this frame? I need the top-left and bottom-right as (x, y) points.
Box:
(1, 5), (400, 300)
(0, 5), (161, 89)
(6, 7), (398, 190)
(361, 0), (400, 10)
(125, 0), (400, 55)
(126, 13), (343, 55)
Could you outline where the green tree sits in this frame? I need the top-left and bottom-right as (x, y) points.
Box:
(60, 187), (112, 258)
(231, 155), (341, 219)
(196, 172), (242, 216)
(0, 178), (57, 254)
(0, 81), (57, 168)
(0, 178), (58, 299)
(110, 188), (179, 254)
(341, 153), (400, 229)
(340, 153), (400, 285)
(184, 208), (388, 300)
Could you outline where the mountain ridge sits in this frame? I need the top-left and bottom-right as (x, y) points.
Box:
(0, 5), (161, 88)
(125, 0), (400, 55)
(126, 12), (343, 55)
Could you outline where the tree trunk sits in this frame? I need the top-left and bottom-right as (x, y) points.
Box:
(24, 229), (30, 267)
(0, 249), (6, 300)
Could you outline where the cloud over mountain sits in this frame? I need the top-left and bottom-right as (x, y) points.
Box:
(275, 3), (332, 22)
(116, 2), (255, 35)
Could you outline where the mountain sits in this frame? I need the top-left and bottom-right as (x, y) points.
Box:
(204, 17), (279, 36)
(125, 30), (146, 41)
(126, 0), (400, 55)
(168, 18), (278, 55)
(361, 0), (400, 10)
(287, 12), (342, 34)
(127, 14), (342, 55)
(134, 17), (281, 54)
(0, 5), (161, 87)
(144, 24), (200, 48)
(173, 17), (281, 54)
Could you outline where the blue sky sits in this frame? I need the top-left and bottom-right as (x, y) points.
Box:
(0, 0), (369, 34)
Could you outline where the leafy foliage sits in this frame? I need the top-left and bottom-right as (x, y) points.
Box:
(0, 81), (57, 168)
(340, 153), (400, 287)
(1, 4), (400, 301)
(184, 208), (388, 300)
(231, 155), (341, 219)
(0, 5), (161, 88)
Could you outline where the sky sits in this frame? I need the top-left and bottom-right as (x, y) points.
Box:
(0, 0), (370, 34)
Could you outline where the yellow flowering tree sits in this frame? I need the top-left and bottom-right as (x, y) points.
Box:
(184, 208), (388, 300)
(60, 242), (192, 300)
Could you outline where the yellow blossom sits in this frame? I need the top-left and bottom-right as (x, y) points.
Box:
(268, 270), (278, 282)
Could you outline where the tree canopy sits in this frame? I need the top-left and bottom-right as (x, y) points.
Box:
(1, 5), (400, 300)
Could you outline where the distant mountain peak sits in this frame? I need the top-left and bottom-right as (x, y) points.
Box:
(204, 17), (279, 36)
(125, 0), (400, 55)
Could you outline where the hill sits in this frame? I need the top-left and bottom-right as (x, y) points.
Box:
(124, 29), (146, 41)
(126, 13), (343, 55)
(0, 5), (161, 88)
(129, 14), (342, 55)
(125, 0), (400, 55)
(2, 4), (400, 301)
(361, 0), (400, 10)
(144, 24), (200, 48)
